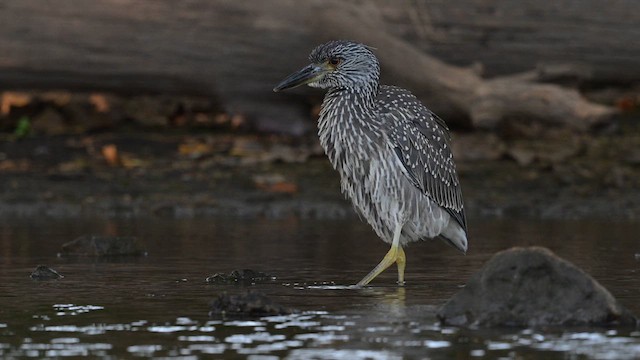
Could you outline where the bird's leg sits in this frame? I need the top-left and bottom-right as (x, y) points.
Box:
(396, 246), (406, 286)
(357, 223), (404, 286)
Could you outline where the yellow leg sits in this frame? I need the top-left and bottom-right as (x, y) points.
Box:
(357, 223), (405, 286)
(396, 246), (406, 285)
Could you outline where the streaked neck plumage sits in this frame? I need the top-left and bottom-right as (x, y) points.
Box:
(317, 79), (382, 173)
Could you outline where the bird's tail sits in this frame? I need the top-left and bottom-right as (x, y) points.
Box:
(439, 220), (468, 254)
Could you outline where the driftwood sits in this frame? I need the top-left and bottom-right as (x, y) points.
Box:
(374, 0), (640, 83)
(0, 1), (624, 133)
(313, 2), (617, 130)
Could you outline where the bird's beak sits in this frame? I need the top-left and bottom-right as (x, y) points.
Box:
(273, 64), (326, 92)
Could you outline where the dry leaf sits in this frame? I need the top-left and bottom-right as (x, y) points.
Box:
(89, 93), (110, 113)
(253, 174), (298, 194)
(120, 155), (147, 169)
(102, 144), (121, 166)
(1, 92), (32, 115)
(178, 142), (214, 158)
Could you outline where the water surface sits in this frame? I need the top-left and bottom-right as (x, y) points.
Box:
(1, 217), (639, 359)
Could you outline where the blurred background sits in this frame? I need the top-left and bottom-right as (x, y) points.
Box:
(0, 0), (639, 219)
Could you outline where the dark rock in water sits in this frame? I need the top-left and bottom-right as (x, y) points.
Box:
(60, 235), (145, 256)
(209, 291), (292, 318)
(30, 265), (64, 280)
(206, 269), (276, 285)
(438, 247), (638, 327)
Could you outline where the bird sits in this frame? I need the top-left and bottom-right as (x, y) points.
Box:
(273, 40), (467, 286)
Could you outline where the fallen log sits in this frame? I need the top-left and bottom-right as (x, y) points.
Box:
(313, 2), (617, 130)
(0, 0), (621, 133)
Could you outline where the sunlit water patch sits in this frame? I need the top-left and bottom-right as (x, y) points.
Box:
(3, 298), (640, 359)
(53, 304), (104, 316)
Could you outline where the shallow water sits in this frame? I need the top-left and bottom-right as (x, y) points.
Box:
(0, 216), (639, 359)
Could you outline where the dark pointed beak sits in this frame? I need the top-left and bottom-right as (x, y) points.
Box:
(273, 64), (325, 92)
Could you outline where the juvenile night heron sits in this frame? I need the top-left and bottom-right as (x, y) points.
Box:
(273, 40), (468, 286)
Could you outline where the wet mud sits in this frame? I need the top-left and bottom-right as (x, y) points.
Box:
(1, 126), (640, 221)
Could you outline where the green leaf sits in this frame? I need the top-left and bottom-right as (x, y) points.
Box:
(14, 116), (31, 138)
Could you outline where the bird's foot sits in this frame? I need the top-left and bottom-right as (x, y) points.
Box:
(356, 245), (406, 286)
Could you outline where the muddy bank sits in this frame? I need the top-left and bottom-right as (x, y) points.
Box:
(1, 127), (640, 220)
(1, 90), (639, 220)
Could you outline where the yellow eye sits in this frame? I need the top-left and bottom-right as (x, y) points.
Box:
(328, 57), (342, 66)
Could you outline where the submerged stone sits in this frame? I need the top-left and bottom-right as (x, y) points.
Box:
(60, 235), (145, 256)
(438, 247), (638, 328)
(30, 265), (64, 280)
(209, 291), (292, 318)
(206, 269), (276, 285)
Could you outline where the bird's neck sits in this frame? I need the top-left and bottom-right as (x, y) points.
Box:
(317, 84), (383, 172)
(318, 83), (382, 134)
(324, 83), (379, 114)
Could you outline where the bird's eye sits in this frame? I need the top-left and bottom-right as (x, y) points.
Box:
(328, 57), (342, 66)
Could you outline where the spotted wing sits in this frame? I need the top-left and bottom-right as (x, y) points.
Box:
(379, 87), (467, 231)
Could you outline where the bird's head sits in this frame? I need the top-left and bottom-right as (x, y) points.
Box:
(273, 40), (380, 92)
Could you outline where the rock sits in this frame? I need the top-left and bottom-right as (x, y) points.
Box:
(60, 235), (145, 256)
(30, 265), (64, 280)
(206, 269), (276, 285)
(438, 247), (638, 327)
(209, 291), (292, 318)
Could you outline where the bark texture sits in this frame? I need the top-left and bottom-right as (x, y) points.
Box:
(1, 1), (630, 132)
